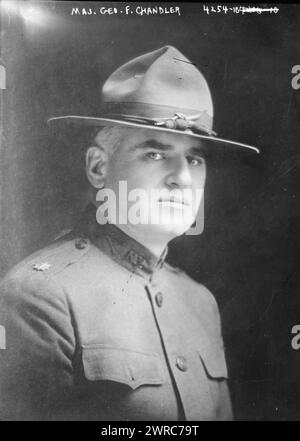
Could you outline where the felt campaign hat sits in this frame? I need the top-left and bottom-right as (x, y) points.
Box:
(48, 45), (260, 154)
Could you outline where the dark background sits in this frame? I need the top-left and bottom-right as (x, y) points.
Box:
(0, 1), (299, 420)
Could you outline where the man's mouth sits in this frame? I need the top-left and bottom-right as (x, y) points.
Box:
(158, 198), (190, 207)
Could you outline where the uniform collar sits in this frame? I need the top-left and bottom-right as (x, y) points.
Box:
(76, 204), (168, 279)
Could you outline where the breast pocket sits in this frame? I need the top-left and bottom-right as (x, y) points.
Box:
(196, 343), (229, 415)
(82, 344), (164, 390)
(197, 343), (228, 380)
(196, 344), (231, 420)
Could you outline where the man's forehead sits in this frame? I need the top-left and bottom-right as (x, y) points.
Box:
(124, 128), (205, 151)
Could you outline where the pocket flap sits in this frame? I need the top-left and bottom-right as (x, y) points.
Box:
(198, 343), (228, 379)
(82, 344), (164, 390)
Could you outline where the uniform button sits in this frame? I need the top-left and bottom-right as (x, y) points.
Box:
(155, 292), (163, 307)
(75, 238), (88, 250)
(176, 356), (188, 372)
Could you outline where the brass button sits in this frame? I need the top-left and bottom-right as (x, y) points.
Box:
(155, 292), (163, 307)
(176, 356), (188, 372)
(75, 238), (88, 250)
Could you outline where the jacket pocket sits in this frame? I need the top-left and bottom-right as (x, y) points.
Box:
(197, 343), (229, 380)
(82, 344), (164, 390)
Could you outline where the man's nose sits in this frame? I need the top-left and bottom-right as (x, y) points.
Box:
(165, 157), (192, 189)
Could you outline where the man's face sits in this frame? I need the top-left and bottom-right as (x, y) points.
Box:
(102, 127), (206, 240)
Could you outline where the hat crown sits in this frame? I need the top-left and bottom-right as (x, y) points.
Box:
(47, 46), (260, 154)
(101, 46), (213, 118)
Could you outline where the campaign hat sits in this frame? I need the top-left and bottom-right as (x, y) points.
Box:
(48, 45), (259, 154)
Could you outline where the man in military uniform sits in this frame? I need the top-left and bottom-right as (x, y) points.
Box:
(0, 46), (259, 421)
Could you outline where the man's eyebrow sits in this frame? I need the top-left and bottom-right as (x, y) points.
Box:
(131, 140), (173, 151)
(188, 145), (206, 157)
(131, 139), (206, 156)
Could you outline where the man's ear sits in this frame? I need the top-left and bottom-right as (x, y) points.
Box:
(85, 146), (107, 189)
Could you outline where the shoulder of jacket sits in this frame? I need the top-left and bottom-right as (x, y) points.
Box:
(3, 234), (93, 283)
(163, 261), (205, 288)
(163, 261), (184, 274)
(163, 262), (218, 308)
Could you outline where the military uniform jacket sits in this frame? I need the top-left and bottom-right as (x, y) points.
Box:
(0, 206), (232, 421)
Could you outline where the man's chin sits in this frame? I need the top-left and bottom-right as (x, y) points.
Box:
(141, 222), (193, 240)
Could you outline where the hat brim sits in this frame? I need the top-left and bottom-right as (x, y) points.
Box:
(47, 115), (260, 154)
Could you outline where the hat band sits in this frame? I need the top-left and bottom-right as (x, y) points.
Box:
(101, 102), (215, 136)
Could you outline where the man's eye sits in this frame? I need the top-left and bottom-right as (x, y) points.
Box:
(188, 156), (205, 166)
(146, 152), (164, 161)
